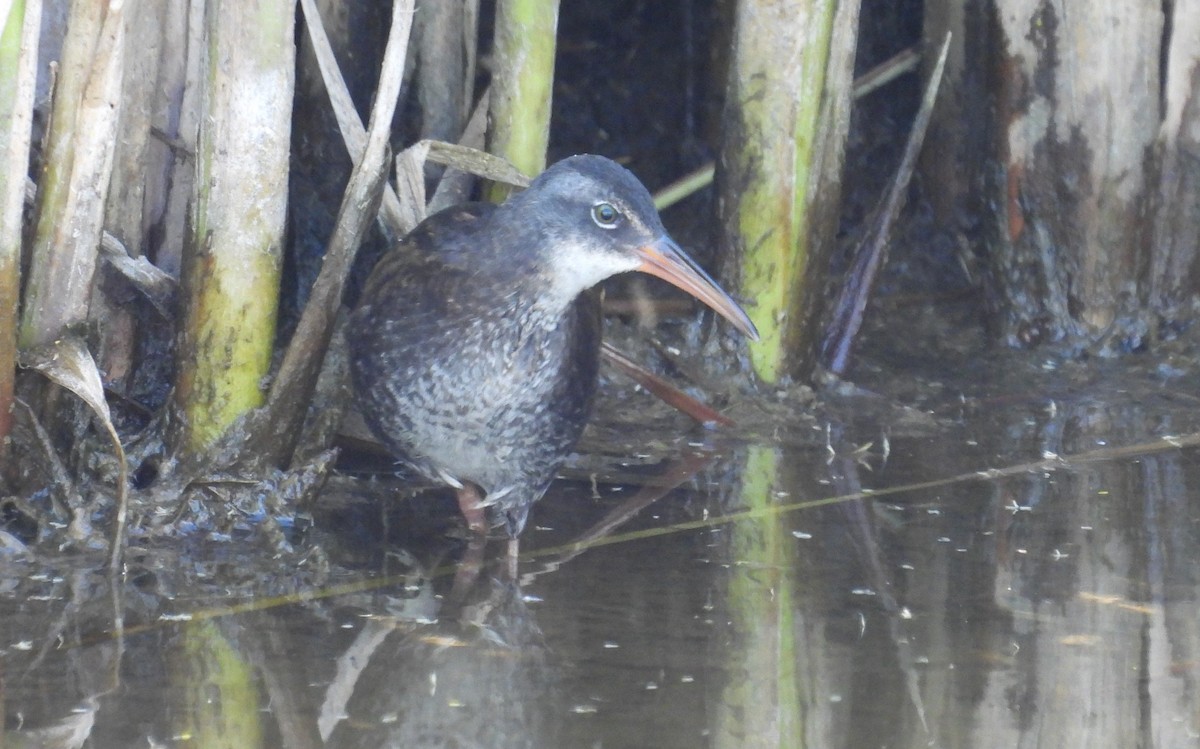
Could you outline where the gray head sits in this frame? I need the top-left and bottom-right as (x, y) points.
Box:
(499, 155), (759, 339)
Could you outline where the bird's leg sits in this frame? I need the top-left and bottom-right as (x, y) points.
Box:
(504, 538), (520, 579)
(451, 532), (486, 597)
(456, 484), (488, 537)
(452, 484), (488, 595)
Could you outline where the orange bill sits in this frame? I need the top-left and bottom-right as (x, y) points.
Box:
(636, 237), (759, 341)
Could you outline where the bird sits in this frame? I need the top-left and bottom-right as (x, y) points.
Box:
(347, 154), (758, 541)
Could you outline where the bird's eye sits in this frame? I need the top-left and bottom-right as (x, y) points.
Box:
(591, 202), (620, 229)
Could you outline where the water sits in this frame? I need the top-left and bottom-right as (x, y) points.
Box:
(3, 338), (1200, 748)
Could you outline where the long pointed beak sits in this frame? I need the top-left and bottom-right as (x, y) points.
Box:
(636, 237), (759, 341)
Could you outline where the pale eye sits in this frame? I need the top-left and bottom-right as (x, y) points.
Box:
(591, 202), (620, 229)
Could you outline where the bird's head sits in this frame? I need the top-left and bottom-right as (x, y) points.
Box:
(503, 155), (759, 340)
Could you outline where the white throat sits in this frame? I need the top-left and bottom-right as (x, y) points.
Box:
(535, 238), (641, 313)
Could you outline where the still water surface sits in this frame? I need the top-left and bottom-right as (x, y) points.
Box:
(2, 344), (1199, 748)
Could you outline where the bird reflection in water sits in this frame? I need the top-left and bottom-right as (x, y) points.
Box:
(321, 569), (558, 749)
(318, 446), (720, 746)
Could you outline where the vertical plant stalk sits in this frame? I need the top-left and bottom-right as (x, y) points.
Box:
(94, 0), (168, 387)
(719, 0), (860, 383)
(175, 621), (265, 748)
(19, 0), (127, 349)
(1149, 2), (1200, 324)
(986, 1), (1161, 345)
(152, 0), (204, 281)
(713, 446), (803, 747)
(486, 0), (559, 199)
(919, 0), (986, 228)
(415, 2), (470, 146)
(174, 0), (295, 454)
(0, 0), (40, 454)
(256, 0), (413, 467)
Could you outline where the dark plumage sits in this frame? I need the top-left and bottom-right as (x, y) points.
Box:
(348, 155), (756, 538)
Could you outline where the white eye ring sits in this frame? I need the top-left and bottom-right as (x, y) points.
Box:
(591, 202), (620, 229)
